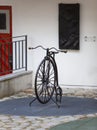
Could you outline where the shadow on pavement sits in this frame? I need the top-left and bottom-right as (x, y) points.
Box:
(0, 96), (97, 116)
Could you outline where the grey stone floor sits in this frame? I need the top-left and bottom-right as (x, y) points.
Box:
(0, 88), (97, 130)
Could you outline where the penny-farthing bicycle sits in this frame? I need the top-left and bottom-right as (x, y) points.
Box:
(29, 45), (67, 107)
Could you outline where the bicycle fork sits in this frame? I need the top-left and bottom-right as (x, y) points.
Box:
(51, 83), (62, 108)
(50, 53), (63, 108)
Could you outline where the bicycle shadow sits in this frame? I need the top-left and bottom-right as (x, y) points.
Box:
(0, 96), (97, 116)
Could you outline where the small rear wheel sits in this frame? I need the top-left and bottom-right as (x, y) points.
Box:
(35, 57), (56, 104)
(56, 87), (62, 103)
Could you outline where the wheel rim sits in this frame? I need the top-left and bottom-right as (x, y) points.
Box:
(35, 58), (55, 104)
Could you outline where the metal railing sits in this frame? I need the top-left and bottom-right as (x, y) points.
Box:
(0, 35), (27, 76)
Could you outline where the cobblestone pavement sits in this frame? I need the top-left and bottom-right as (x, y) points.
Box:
(0, 88), (97, 130)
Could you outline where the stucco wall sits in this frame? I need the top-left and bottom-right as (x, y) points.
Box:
(0, 0), (97, 88)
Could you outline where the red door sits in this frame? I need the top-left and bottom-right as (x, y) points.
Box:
(0, 6), (12, 76)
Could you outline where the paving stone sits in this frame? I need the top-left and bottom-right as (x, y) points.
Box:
(0, 88), (97, 129)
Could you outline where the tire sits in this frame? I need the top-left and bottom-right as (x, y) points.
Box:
(56, 87), (62, 103)
(35, 57), (55, 104)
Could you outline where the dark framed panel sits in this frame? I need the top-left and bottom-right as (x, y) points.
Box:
(0, 13), (6, 29)
(59, 3), (80, 50)
(0, 9), (10, 33)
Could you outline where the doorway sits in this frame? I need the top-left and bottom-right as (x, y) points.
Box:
(0, 6), (12, 75)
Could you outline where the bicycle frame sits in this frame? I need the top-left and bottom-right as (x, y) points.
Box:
(29, 46), (66, 107)
(45, 48), (59, 88)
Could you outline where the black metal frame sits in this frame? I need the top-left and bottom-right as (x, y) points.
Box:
(29, 46), (64, 107)
(46, 48), (59, 88)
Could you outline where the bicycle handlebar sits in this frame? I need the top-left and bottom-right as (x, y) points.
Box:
(29, 45), (47, 50)
(29, 45), (67, 53)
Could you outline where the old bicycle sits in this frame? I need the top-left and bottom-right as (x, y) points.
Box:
(29, 45), (67, 107)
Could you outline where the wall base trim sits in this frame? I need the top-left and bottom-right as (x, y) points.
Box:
(0, 71), (33, 98)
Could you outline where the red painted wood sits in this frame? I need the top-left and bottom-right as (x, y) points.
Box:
(0, 6), (12, 76)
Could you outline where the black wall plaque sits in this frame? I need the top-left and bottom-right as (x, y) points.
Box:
(59, 3), (80, 50)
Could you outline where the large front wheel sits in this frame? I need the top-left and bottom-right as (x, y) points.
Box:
(35, 57), (56, 104)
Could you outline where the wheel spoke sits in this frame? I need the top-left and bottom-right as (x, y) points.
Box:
(35, 58), (55, 104)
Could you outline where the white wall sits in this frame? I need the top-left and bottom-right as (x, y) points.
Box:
(0, 0), (97, 87)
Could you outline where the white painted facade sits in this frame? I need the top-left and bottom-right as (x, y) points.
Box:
(0, 0), (97, 88)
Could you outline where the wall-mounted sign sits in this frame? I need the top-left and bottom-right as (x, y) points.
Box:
(59, 3), (80, 50)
